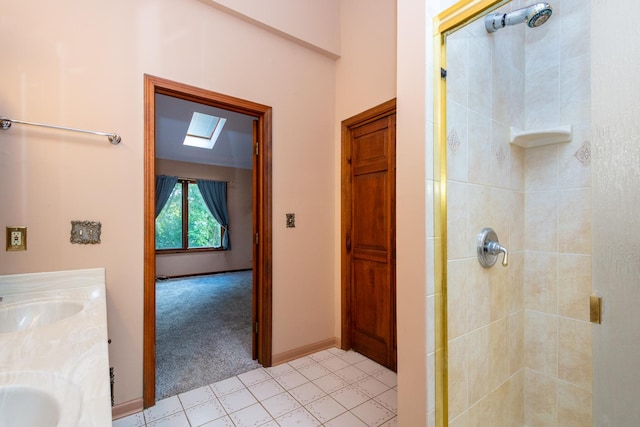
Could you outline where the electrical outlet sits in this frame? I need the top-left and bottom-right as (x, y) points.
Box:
(6, 226), (27, 251)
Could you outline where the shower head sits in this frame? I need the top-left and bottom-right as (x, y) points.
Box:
(485, 2), (553, 33)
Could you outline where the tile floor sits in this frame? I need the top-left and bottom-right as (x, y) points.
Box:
(113, 348), (397, 427)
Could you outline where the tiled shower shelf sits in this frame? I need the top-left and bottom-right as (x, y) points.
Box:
(510, 125), (573, 148)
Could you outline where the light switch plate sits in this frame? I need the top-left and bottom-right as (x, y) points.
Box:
(286, 213), (295, 228)
(70, 221), (102, 244)
(6, 226), (27, 251)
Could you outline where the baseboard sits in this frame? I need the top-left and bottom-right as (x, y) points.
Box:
(272, 337), (341, 365)
(112, 398), (144, 421)
(156, 268), (251, 281)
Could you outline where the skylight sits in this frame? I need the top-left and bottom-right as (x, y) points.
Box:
(183, 112), (227, 149)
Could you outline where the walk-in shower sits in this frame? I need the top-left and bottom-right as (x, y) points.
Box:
(485, 2), (553, 32)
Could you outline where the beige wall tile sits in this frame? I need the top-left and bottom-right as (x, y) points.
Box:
(490, 318), (510, 391)
(525, 369), (558, 427)
(508, 370), (525, 427)
(467, 260), (491, 331)
(468, 393), (494, 427)
(509, 312), (525, 375)
(490, 265), (510, 322)
(558, 318), (592, 391)
(449, 410), (469, 427)
(558, 124), (591, 190)
(558, 254), (592, 321)
(508, 252), (525, 315)
(448, 336), (469, 420)
(525, 310), (558, 375)
(448, 260), (468, 339)
(525, 191), (558, 252)
(447, 181), (468, 260)
(524, 252), (558, 314)
(467, 111), (492, 186)
(467, 325), (491, 405)
(558, 188), (592, 254)
(525, 144), (559, 191)
(558, 381), (592, 427)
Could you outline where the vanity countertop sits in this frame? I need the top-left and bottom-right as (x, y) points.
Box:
(0, 268), (111, 426)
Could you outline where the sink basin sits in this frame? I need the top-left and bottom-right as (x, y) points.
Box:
(0, 299), (83, 333)
(0, 372), (81, 427)
(0, 386), (60, 427)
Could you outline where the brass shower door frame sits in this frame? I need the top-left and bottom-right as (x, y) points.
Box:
(432, 1), (510, 426)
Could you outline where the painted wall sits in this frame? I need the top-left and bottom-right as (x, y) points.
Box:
(155, 159), (253, 278)
(205, 0), (341, 58)
(0, 0), (338, 405)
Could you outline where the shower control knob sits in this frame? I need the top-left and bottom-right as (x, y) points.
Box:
(477, 228), (509, 268)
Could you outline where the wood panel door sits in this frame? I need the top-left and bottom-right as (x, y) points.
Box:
(342, 100), (396, 371)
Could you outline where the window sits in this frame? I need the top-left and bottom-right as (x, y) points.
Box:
(155, 180), (223, 251)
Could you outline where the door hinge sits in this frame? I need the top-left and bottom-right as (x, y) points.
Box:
(441, 67), (447, 79)
(255, 141), (259, 156)
(255, 233), (259, 245)
(255, 322), (259, 333)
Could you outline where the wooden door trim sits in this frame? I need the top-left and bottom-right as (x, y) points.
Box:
(341, 98), (397, 353)
(143, 75), (272, 408)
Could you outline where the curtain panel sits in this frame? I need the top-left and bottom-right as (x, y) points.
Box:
(197, 179), (230, 250)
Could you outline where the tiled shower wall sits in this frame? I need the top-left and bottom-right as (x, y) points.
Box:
(445, 0), (592, 425)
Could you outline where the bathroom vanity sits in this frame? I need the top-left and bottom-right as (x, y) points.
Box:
(0, 268), (111, 426)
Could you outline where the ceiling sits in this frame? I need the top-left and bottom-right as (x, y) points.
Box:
(155, 94), (255, 170)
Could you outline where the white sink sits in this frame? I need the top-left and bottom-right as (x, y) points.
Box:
(0, 372), (81, 427)
(0, 299), (83, 333)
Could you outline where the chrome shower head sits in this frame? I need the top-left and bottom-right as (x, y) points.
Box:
(485, 2), (553, 33)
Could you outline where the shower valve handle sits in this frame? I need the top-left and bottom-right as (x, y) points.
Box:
(486, 241), (509, 267)
(477, 228), (509, 268)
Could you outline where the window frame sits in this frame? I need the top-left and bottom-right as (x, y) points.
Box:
(155, 178), (225, 254)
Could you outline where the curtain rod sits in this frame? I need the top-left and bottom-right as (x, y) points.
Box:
(1, 116), (121, 144)
(177, 176), (232, 184)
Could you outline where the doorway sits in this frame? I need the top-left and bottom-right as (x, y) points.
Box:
(341, 99), (397, 371)
(143, 75), (273, 408)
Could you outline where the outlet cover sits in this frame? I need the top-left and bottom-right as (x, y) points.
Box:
(6, 226), (27, 251)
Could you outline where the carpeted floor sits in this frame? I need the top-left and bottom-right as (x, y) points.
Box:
(155, 270), (261, 400)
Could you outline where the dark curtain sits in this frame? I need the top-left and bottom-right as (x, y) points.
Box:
(155, 175), (178, 218)
(197, 179), (230, 249)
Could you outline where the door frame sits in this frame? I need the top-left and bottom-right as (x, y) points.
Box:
(341, 98), (397, 356)
(143, 75), (272, 408)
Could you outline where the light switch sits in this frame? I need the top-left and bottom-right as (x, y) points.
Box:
(286, 213), (295, 228)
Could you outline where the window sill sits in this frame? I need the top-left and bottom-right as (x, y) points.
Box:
(155, 247), (225, 255)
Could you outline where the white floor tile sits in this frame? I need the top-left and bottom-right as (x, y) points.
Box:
(373, 388), (398, 414)
(274, 370), (309, 390)
(179, 385), (216, 409)
(218, 388), (258, 413)
(378, 417), (398, 427)
(304, 395), (347, 423)
(308, 350), (334, 362)
(372, 368), (398, 388)
(185, 399), (227, 426)
(330, 386), (370, 410)
(119, 350), (397, 427)
(228, 403), (274, 427)
(201, 415), (235, 426)
(211, 376), (246, 397)
(112, 412), (145, 427)
(353, 376), (390, 398)
(350, 400), (395, 427)
(333, 365), (369, 384)
(297, 362), (331, 381)
(265, 363), (295, 378)
(261, 392), (301, 418)
(319, 356), (351, 372)
(238, 368), (272, 387)
(354, 359), (386, 376)
(338, 351), (369, 365)
(275, 407), (322, 427)
(248, 378), (285, 401)
(146, 411), (191, 427)
(144, 396), (183, 422)
(323, 411), (368, 427)
(289, 381), (327, 405)
(288, 356), (315, 370)
(313, 373), (349, 394)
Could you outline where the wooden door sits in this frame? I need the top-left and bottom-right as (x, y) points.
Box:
(342, 100), (396, 371)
